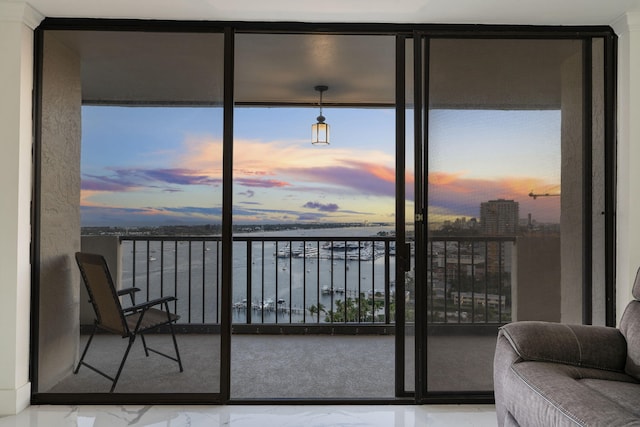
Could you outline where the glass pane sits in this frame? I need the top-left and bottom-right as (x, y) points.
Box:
(426, 38), (584, 392)
(37, 30), (224, 395)
(231, 33), (397, 399)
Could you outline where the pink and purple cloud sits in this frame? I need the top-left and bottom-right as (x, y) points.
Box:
(303, 201), (339, 212)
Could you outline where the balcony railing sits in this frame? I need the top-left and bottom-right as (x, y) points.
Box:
(426, 236), (514, 324)
(117, 235), (513, 328)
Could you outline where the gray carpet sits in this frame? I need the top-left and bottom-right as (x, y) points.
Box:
(426, 335), (496, 392)
(231, 335), (395, 398)
(48, 334), (221, 394)
(45, 333), (495, 396)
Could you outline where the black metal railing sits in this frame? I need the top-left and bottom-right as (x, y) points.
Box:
(120, 237), (222, 324)
(117, 234), (513, 327)
(234, 237), (395, 326)
(426, 236), (514, 324)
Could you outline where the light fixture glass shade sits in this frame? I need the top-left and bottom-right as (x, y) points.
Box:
(312, 85), (330, 145)
(312, 121), (330, 145)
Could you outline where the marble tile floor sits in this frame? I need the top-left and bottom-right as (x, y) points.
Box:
(0, 404), (498, 427)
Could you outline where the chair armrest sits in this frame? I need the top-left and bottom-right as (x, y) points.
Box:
(123, 296), (177, 313)
(500, 321), (627, 372)
(117, 287), (141, 296)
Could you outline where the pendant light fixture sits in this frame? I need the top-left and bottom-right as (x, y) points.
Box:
(311, 85), (329, 145)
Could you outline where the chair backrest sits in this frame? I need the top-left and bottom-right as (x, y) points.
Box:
(75, 252), (128, 336)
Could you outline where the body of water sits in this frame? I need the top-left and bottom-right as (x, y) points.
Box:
(120, 226), (399, 325)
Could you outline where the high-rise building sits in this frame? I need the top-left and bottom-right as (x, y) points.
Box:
(480, 199), (520, 235)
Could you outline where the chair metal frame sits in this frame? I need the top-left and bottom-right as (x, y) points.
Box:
(74, 252), (183, 392)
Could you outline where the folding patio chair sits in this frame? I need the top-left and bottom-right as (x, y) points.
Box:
(74, 252), (183, 392)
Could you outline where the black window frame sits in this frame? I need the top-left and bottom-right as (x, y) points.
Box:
(31, 18), (617, 406)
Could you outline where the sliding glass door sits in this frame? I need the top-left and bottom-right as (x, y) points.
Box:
(33, 22), (614, 405)
(35, 29), (224, 399)
(230, 32), (403, 400)
(413, 35), (612, 399)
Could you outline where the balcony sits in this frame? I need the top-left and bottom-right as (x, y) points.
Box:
(44, 232), (552, 397)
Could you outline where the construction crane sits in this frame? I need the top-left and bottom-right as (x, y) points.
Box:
(528, 191), (560, 200)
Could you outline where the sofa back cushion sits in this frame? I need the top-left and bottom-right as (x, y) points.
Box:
(620, 301), (640, 380)
(620, 268), (640, 380)
(633, 267), (640, 301)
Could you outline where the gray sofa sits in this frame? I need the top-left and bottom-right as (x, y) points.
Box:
(494, 271), (640, 426)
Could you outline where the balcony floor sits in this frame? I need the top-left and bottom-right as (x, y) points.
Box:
(45, 332), (496, 398)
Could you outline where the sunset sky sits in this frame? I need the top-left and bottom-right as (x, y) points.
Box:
(80, 105), (561, 227)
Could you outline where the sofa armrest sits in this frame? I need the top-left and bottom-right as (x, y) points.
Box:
(500, 321), (627, 372)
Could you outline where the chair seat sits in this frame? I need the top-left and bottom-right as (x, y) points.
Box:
(126, 308), (180, 332)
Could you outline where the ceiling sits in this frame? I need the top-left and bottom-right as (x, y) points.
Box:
(48, 30), (588, 109)
(26, 0), (640, 26)
(39, 0), (638, 108)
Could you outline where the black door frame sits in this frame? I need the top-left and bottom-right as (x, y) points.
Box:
(31, 19), (617, 406)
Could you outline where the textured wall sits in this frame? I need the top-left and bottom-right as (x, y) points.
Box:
(0, 6), (41, 414)
(613, 13), (640, 326)
(38, 33), (81, 392)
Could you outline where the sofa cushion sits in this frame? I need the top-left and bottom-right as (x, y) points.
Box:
(580, 378), (640, 418)
(501, 321), (627, 372)
(510, 361), (640, 426)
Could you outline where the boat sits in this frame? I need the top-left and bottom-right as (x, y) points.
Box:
(266, 299), (275, 309)
(233, 299), (248, 309)
(275, 244), (291, 258)
(322, 241), (367, 251)
(276, 299), (288, 311)
(294, 244), (319, 258)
